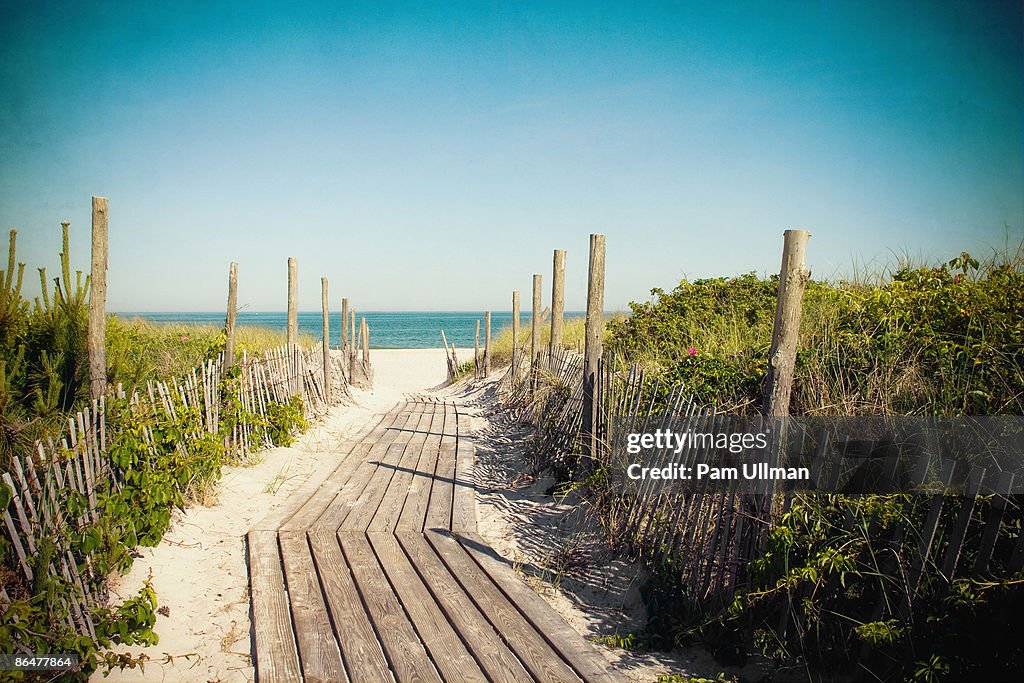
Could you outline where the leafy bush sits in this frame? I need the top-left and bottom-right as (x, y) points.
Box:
(607, 250), (1024, 416)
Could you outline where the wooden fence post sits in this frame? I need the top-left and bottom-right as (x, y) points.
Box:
(531, 273), (542, 374)
(341, 297), (349, 354)
(582, 233), (606, 462)
(550, 249), (566, 357)
(474, 319), (481, 378)
(286, 256), (298, 394)
(224, 262), (238, 371)
(349, 309), (357, 382)
(511, 290), (520, 384)
(321, 277), (331, 402)
(88, 197), (108, 401)
(764, 230), (811, 417)
(361, 317), (369, 365)
(287, 257), (298, 345)
(484, 311), (491, 378)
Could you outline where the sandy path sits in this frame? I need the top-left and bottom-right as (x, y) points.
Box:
(99, 349), (456, 682)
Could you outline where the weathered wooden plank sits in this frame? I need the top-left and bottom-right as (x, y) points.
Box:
(248, 530), (303, 683)
(397, 403), (446, 534)
(279, 531), (346, 683)
(458, 531), (619, 683)
(425, 407), (457, 532)
(370, 403), (436, 532)
(307, 530), (393, 682)
(426, 530), (582, 683)
(340, 533), (442, 683)
(339, 403), (425, 532)
(368, 532), (486, 682)
(397, 532), (533, 683)
(451, 436), (476, 534)
(278, 406), (405, 532)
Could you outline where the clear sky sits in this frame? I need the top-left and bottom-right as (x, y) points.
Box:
(1, 1), (1021, 312)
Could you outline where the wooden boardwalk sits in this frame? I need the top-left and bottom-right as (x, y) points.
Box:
(247, 397), (620, 683)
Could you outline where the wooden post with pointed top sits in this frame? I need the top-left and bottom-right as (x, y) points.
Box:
(224, 262), (238, 371)
(511, 290), (521, 384)
(550, 249), (566, 357)
(765, 229), (812, 418)
(484, 311), (492, 377)
(321, 277), (331, 402)
(582, 233), (606, 462)
(88, 197), (109, 401)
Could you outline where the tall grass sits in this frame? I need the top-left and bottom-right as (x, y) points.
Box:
(106, 316), (316, 390)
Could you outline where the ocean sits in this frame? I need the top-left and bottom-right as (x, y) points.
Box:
(116, 311), (585, 349)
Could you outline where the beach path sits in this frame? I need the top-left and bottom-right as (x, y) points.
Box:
(247, 396), (620, 683)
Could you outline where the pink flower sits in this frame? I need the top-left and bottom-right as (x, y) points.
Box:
(687, 347), (697, 356)
(180, 335), (189, 341)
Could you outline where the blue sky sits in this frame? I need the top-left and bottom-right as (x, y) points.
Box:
(1, 1), (1021, 312)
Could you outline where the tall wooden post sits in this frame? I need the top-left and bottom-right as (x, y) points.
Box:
(286, 257), (298, 394)
(88, 197), (109, 401)
(350, 309), (356, 356)
(511, 291), (521, 384)
(225, 262), (238, 370)
(287, 257), (298, 345)
(474, 319), (481, 378)
(531, 274), (542, 371)
(582, 233), (606, 462)
(349, 308), (358, 386)
(321, 277), (331, 401)
(765, 229), (812, 417)
(341, 297), (349, 353)
(361, 317), (369, 365)
(550, 249), (566, 357)
(484, 311), (492, 377)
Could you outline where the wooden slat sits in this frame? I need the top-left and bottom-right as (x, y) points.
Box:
(339, 533), (442, 683)
(458, 531), (619, 683)
(397, 403), (447, 533)
(368, 532), (486, 682)
(307, 530), (393, 682)
(317, 405), (421, 532)
(248, 530), (303, 683)
(425, 405), (458, 531)
(369, 404), (436, 532)
(340, 404), (426, 533)
(278, 406), (403, 532)
(426, 530), (582, 683)
(397, 532), (533, 683)
(279, 531), (346, 683)
(451, 437), (476, 534)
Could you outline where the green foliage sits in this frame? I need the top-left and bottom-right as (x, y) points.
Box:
(590, 631), (643, 651)
(607, 249), (1024, 416)
(0, 225), (317, 674)
(656, 674), (736, 683)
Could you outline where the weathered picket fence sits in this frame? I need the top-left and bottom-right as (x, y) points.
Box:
(0, 343), (351, 643)
(499, 349), (1024, 612)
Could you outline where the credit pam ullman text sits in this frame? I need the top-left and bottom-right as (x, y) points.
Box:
(626, 461), (811, 481)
